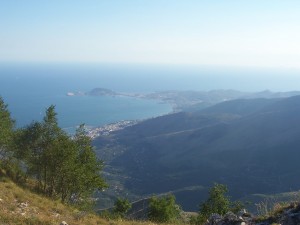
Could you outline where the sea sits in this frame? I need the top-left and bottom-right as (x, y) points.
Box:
(1, 63), (300, 133)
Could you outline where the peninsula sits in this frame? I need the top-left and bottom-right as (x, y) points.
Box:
(67, 88), (300, 112)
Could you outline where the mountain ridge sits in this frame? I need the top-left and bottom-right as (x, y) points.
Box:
(94, 95), (300, 211)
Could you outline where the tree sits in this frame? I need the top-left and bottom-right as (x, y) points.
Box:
(16, 121), (44, 185)
(198, 183), (230, 223)
(19, 105), (64, 192)
(113, 198), (132, 218)
(148, 194), (181, 223)
(67, 124), (107, 203)
(0, 96), (22, 181)
(19, 106), (107, 203)
(197, 183), (243, 223)
(0, 96), (15, 160)
(47, 133), (78, 199)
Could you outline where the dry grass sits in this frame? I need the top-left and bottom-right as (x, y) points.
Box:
(0, 177), (170, 225)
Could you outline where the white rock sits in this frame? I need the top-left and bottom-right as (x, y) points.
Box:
(19, 202), (29, 208)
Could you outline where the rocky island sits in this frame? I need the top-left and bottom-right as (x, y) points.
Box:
(88, 88), (119, 96)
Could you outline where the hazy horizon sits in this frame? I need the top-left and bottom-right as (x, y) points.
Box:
(1, 1), (300, 69)
(1, 63), (300, 92)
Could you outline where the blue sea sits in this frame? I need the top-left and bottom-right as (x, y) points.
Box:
(1, 63), (300, 132)
(0, 64), (175, 131)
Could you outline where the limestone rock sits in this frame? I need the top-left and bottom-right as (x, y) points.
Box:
(18, 202), (29, 208)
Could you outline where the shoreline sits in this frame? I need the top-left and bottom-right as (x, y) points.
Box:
(86, 120), (139, 139)
(66, 88), (180, 112)
(86, 110), (177, 139)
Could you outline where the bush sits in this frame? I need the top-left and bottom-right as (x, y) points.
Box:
(99, 209), (116, 220)
(113, 198), (132, 218)
(148, 194), (181, 223)
(0, 158), (26, 184)
(197, 183), (244, 224)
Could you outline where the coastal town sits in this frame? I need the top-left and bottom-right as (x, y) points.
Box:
(86, 120), (138, 139)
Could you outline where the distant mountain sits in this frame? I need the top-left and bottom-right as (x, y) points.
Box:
(86, 88), (300, 111)
(94, 95), (300, 211)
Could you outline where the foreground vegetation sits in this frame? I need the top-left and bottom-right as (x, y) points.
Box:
(2, 172), (300, 225)
(0, 172), (237, 225)
(2, 96), (300, 224)
(0, 96), (184, 224)
(0, 97), (107, 204)
(0, 175), (170, 225)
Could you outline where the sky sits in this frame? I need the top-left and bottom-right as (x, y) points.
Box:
(1, 0), (300, 68)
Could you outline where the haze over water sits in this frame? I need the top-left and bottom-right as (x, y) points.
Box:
(2, 1), (300, 131)
(1, 63), (300, 132)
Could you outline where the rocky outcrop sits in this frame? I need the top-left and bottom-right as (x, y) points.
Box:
(272, 203), (300, 225)
(206, 211), (253, 225)
(205, 202), (300, 225)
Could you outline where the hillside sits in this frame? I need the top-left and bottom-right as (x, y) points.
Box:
(0, 175), (164, 225)
(94, 95), (300, 211)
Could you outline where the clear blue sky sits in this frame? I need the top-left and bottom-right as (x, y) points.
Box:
(1, 0), (300, 68)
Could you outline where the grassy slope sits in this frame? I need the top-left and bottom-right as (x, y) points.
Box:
(0, 176), (162, 225)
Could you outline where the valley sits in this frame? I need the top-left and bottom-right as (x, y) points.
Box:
(93, 94), (300, 211)
(2, 1), (300, 224)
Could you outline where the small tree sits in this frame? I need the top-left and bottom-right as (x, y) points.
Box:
(113, 198), (132, 218)
(18, 106), (107, 203)
(148, 194), (181, 223)
(18, 105), (65, 193)
(197, 183), (243, 223)
(70, 124), (108, 203)
(0, 97), (23, 181)
(0, 96), (15, 159)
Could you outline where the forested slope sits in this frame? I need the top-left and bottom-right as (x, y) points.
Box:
(95, 96), (300, 211)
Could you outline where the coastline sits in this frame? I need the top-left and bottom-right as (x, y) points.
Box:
(59, 92), (174, 137)
(86, 120), (139, 139)
(66, 88), (181, 113)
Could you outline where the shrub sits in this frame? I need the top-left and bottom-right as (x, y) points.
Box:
(113, 198), (132, 218)
(1, 158), (26, 184)
(197, 183), (244, 223)
(148, 194), (181, 223)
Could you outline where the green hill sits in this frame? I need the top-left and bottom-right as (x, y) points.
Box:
(94, 95), (300, 211)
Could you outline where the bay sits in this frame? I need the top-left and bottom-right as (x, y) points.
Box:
(0, 64), (173, 131)
(1, 63), (300, 132)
